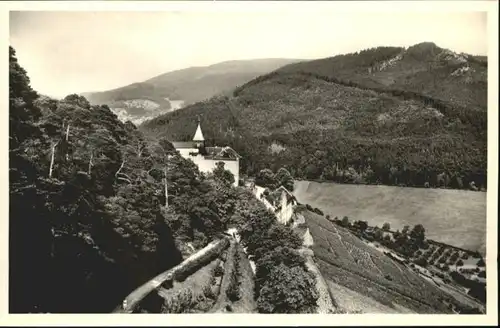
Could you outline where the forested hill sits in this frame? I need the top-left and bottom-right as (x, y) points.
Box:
(141, 42), (487, 190)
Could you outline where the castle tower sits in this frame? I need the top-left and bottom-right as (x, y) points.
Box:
(193, 116), (205, 149)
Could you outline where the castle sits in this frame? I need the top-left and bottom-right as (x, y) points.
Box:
(172, 119), (241, 187)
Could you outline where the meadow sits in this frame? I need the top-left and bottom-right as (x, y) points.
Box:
(294, 181), (486, 254)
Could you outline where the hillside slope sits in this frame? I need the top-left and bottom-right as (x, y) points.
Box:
(301, 210), (483, 313)
(141, 42), (487, 190)
(82, 58), (302, 125)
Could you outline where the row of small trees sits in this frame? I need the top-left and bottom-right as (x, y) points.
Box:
(227, 188), (319, 313)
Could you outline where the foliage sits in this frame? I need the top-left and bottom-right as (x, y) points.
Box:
(212, 161), (235, 186)
(256, 264), (318, 313)
(226, 245), (241, 302)
(275, 167), (294, 191)
(255, 168), (278, 189)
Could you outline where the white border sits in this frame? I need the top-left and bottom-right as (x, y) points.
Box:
(1, 1), (498, 326)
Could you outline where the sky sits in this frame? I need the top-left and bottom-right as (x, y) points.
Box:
(9, 8), (488, 98)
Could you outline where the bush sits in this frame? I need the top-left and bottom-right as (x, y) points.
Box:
(478, 271), (486, 278)
(456, 259), (464, 267)
(477, 258), (485, 267)
(313, 207), (324, 216)
(257, 264), (318, 313)
(305, 204), (314, 211)
(461, 253), (469, 260)
(226, 247), (241, 302)
(414, 257), (428, 267)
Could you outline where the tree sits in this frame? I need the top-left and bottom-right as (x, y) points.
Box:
(275, 167), (294, 192)
(382, 222), (391, 231)
(257, 264), (318, 313)
(341, 216), (349, 227)
(373, 228), (384, 241)
(212, 161), (235, 186)
(255, 168), (278, 189)
(410, 224), (426, 245)
(255, 246), (306, 287)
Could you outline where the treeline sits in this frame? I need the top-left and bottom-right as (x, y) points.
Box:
(245, 129), (486, 190)
(9, 46), (243, 313)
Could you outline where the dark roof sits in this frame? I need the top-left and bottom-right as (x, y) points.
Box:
(205, 146), (241, 160)
(172, 141), (196, 149)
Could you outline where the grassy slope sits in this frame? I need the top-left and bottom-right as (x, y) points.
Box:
(302, 210), (473, 313)
(294, 180), (486, 253)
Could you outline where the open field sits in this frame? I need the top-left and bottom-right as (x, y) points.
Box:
(302, 210), (480, 313)
(294, 181), (486, 254)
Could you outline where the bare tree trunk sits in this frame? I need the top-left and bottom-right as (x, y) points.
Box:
(164, 166), (168, 208)
(115, 159), (125, 178)
(65, 124), (70, 141)
(49, 141), (59, 178)
(88, 152), (93, 175)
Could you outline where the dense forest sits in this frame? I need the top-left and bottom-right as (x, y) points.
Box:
(142, 43), (487, 190)
(9, 46), (317, 313)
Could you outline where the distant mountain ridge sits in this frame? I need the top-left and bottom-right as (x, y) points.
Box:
(141, 42), (487, 191)
(82, 58), (303, 125)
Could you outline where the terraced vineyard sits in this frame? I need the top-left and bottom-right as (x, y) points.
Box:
(303, 210), (481, 313)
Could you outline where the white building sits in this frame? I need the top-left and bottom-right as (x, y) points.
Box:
(172, 119), (241, 187)
(251, 184), (298, 225)
(272, 186), (298, 225)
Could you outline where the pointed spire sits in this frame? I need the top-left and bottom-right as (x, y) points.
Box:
(193, 116), (205, 142)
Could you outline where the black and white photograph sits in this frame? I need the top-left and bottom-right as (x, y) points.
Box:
(2, 0), (498, 325)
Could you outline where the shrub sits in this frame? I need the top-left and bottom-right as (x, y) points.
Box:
(305, 204), (314, 211)
(255, 246), (306, 288)
(477, 258), (485, 267)
(414, 257), (428, 267)
(461, 253), (469, 260)
(313, 207), (324, 216)
(456, 259), (464, 267)
(478, 271), (486, 278)
(226, 248), (241, 302)
(257, 264), (318, 313)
